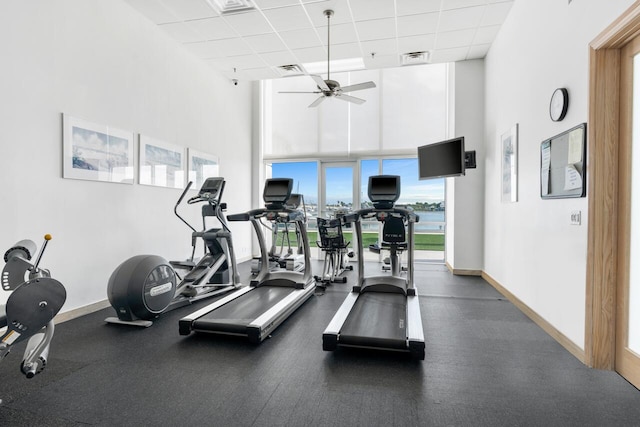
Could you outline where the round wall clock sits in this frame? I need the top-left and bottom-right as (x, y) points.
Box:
(550, 88), (569, 122)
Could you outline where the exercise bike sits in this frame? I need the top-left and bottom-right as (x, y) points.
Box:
(0, 234), (66, 403)
(105, 177), (240, 327)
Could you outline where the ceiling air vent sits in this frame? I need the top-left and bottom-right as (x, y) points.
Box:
(274, 64), (305, 77)
(400, 51), (431, 66)
(207, 0), (255, 15)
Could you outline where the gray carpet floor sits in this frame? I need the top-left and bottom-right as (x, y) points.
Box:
(1, 260), (639, 426)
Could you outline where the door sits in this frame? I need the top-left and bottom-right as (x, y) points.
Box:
(320, 162), (357, 220)
(616, 35), (640, 388)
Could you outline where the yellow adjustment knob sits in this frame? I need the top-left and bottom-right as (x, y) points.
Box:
(44, 234), (52, 241)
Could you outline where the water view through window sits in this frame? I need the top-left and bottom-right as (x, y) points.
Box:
(270, 159), (445, 260)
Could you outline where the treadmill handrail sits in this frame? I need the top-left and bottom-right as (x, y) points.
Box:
(355, 207), (419, 223)
(227, 208), (306, 223)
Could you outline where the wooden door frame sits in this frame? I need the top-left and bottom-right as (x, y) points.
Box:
(586, 1), (640, 369)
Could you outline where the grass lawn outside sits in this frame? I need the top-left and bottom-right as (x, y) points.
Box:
(275, 231), (445, 252)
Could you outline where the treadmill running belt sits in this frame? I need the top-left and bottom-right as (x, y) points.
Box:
(339, 293), (407, 349)
(192, 286), (295, 334)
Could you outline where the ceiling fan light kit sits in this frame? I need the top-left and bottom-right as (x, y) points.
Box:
(279, 9), (377, 108)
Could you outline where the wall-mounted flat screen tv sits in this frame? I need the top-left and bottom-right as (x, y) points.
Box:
(418, 137), (465, 180)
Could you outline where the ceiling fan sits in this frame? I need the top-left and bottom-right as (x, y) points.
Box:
(279, 9), (377, 108)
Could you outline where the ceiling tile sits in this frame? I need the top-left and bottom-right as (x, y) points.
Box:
(260, 50), (300, 66)
(473, 25), (501, 45)
(262, 5), (313, 32)
(360, 38), (397, 56)
(441, 0), (486, 10)
(349, 0), (395, 22)
(159, 22), (204, 43)
(467, 44), (490, 59)
(430, 47), (468, 63)
(292, 46), (328, 63)
(125, 0), (179, 24)
(356, 18), (396, 41)
(316, 23), (359, 45)
(438, 6), (484, 32)
(304, 1), (354, 26)
(243, 32), (287, 52)
(190, 37), (252, 57)
(279, 28), (323, 49)
(436, 29), (476, 49)
(244, 67), (281, 80)
(482, 2), (514, 26)
(395, 0), (440, 16)
(161, 0), (217, 21)
(329, 42), (362, 60)
(184, 17), (236, 40)
(127, 0), (515, 80)
(221, 11), (273, 36)
(225, 54), (270, 70)
(397, 34), (436, 54)
(253, 0), (301, 9)
(397, 12), (439, 37)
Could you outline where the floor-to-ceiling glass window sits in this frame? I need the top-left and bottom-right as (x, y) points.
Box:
(264, 63), (450, 263)
(382, 158), (445, 262)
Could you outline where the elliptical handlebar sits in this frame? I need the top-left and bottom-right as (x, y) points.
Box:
(175, 182), (197, 233)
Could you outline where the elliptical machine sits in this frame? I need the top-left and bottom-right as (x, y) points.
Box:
(250, 193), (307, 275)
(1, 234), (66, 403)
(105, 177), (240, 327)
(314, 215), (353, 287)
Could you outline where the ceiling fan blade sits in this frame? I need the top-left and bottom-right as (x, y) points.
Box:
(339, 81), (377, 92)
(279, 91), (322, 94)
(308, 96), (326, 108)
(335, 94), (366, 105)
(310, 75), (331, 92)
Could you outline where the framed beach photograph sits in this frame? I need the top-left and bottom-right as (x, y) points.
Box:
(187, 148), (219, 189)
(139, 135), (185, 188)
(62, 114), (135, 184)
(501, 124), (518, 203)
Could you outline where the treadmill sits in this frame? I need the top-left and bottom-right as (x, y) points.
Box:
(322, 175), (425, 360)
(179, 178), (315, 343)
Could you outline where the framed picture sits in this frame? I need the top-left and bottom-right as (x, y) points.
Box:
(62, 114), (135, 184)
(139, 135), (186, 188)
(187, 148), (219, 189)
(501, 124), (518, 203)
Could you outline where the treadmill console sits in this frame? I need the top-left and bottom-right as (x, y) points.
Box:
(368, 175), (400, 209)
(263, 178), (293, 209)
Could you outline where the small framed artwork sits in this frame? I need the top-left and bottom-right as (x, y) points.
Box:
(501, 124), (518, 203)
(139, 135), (186, 188)
(187, 148), (219, 189)
(62, 114), (135, 184)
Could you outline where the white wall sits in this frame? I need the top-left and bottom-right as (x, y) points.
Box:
(484, 0), (635, 349)
(446, 60), (485, 271)
(0, 1), (254, 313)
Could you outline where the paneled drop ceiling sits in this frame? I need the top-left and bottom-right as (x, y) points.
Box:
(124, 0), (514, 81)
